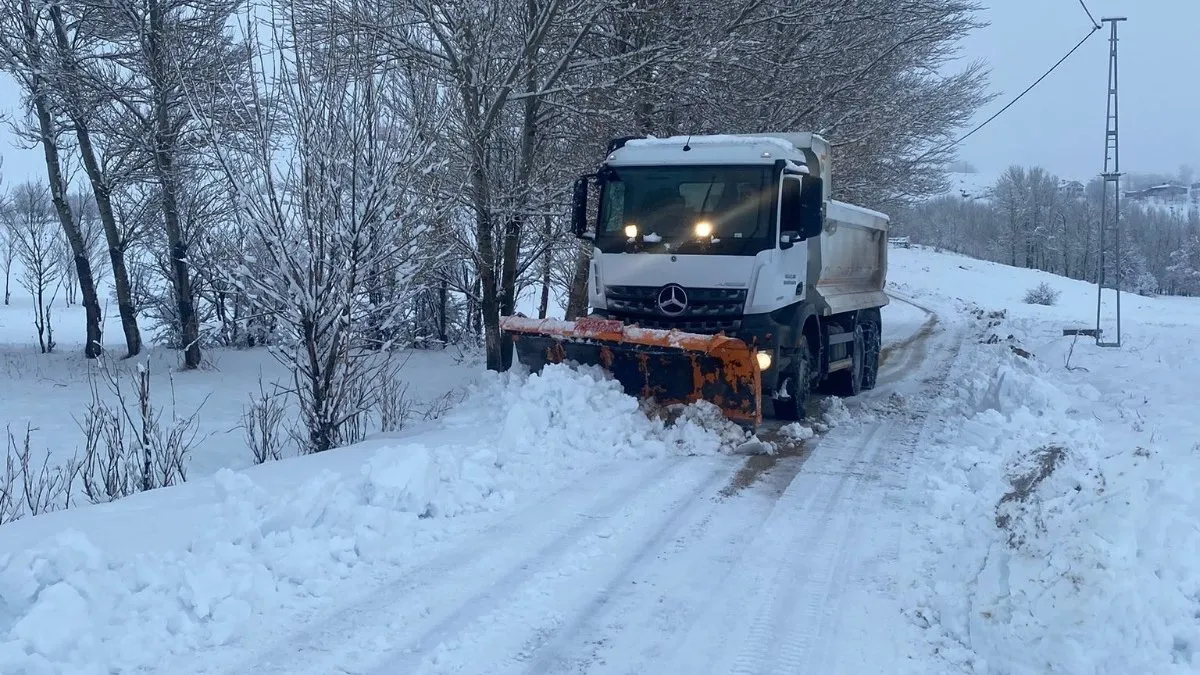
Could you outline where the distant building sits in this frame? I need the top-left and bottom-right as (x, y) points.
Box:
(1058, 180), (1085, 199)
(1125, 184), (1189, 202)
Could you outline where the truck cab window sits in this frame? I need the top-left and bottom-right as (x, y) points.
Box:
(596, 165), (774, 255)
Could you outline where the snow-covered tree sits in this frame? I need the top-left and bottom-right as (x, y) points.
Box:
(0, 0), (106, 357)
(5, 182), (61, 352)
(40, 1), (146, 356)
(72, 0), (252, 368)
(894, 165), (1200, 298)
(196, 0), (450, 453)
(1165, 233), (1200, 296)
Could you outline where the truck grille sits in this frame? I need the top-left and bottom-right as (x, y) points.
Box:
(604, 285), (746, 334)
(628, 317), (743, 333)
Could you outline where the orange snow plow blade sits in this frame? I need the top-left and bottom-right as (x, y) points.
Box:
(500, 315), (763, 426)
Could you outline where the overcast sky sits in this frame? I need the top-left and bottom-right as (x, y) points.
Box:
(952, 0), (1200, 181)
(0, 1), (1195, 186)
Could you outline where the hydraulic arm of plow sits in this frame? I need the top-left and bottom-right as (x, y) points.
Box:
(500, 316), (763, 426)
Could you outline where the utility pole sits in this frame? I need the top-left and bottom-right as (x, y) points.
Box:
(1095, 16), (1126, 348)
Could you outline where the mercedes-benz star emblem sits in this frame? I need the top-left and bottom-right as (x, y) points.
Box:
(656, 284), (688, 316)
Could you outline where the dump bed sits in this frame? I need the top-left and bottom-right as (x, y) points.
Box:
(807, 200), (889, 316)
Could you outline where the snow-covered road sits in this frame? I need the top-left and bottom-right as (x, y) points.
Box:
(8, 248), (1199, 674)
(186, 296), (957, 675)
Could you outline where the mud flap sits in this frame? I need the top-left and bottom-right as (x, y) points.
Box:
(500, 316), (763, 426)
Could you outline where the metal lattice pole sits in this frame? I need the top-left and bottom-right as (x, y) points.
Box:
(1095, 16), (1125, 347)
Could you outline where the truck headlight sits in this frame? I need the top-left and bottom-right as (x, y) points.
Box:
(694, 221), (713, 238)
(624, 224), (638, 238)
(755, 351), (772, 371)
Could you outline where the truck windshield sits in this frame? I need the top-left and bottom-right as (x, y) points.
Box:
(595, 165), (776, 255)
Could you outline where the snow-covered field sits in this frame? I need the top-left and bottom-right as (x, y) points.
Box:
(1, 247), (1198, 674)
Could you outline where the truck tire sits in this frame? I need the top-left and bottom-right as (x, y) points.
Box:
(828, 323), (864, 397)
(861, 318), (881, 390)
(772, 343), (813, 421)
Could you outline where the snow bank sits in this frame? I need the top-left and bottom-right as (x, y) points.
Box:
(905, 304), (1200, 674)
(0, 363), (746, 674)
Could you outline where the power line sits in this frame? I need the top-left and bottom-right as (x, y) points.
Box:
(1078, 0), (1101, 29)
(922, 24), (1102, 160)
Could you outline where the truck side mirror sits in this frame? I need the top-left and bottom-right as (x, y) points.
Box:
(571, 174), (596, 239)
(780, 174), (824, 245)
(797, 175), (824, 239)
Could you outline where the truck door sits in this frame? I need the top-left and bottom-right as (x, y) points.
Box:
(778, 174), (809, 302)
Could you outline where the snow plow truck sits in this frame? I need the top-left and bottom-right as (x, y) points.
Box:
(500, 133), (889, 428)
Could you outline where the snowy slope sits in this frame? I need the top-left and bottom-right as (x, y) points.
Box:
(944, 171), (999, 200)
(887, 247), (1200, 674)
(2, 246), (1199, 674)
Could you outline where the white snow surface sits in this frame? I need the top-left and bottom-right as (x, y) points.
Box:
(2, 245), (1199, 674)
(624, 134), (798, 154)
(612, 134), (805, 167)
(889, 250), (1200, 674)
(0, 365), (752, 674)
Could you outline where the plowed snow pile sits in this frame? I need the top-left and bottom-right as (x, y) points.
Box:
(886, 247), (1200, 675)
(0, 364), (742, 675)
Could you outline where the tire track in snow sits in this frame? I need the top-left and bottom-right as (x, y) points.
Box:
(374, 457), (735, 675)
(764, 425), (889, 674)
(581, 421), (880, 675)
(517, 482), (783, 675)
(717, 423), (889, 675)
(205, 456), (690, 675)
(794, 313), (973, 675)
(876, 292), (939, 389)
(504, 461), (773, 675)
(598, 304), (964, 675)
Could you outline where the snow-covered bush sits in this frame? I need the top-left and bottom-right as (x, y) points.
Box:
(242, 377), (289, 465)
(77, 359), (204, 502)
(1023, 282), (1060, 306)
(0, 424), (79, 525)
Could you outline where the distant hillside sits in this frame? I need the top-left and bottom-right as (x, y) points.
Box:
(943, 171), (999, 201)
(941, 168), (1200, 218)
(1122, 182), (1199, 218)
(898, 165), (1200, 298)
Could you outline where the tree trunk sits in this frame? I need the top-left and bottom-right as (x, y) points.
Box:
(159, 170), (200, 368)
(471, 273), (482, 339)
(565, 240), (591, 319)
(35, 283), (46, 353)
(538, 215), (551, 319)
(496, 60), (541, 370)
(498, 215), (520, 370)
(147, 0), (200, 368)
(438, 277), (448, 344)
(21, 5), (102, 358)
(472, 168), (502, 370)
(73, 123), (142, 357)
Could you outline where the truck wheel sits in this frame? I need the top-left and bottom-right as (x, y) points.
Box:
(829, 324), (864, 397)
(861, 319), (881, 390)
(773, 344), (813, 421)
